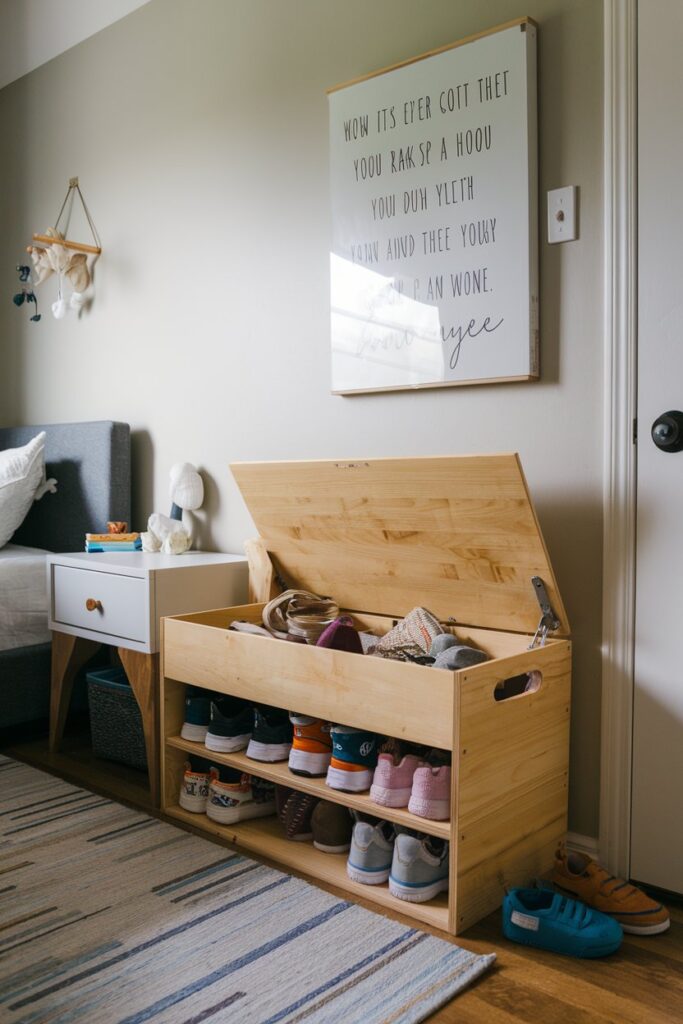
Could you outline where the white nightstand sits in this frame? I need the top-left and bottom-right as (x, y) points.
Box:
(46, 550), (248, 805)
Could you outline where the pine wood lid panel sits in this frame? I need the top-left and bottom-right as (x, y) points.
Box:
(230, 454), (569, 636)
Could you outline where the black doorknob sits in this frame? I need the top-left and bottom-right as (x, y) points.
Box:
(651, 410), (683, 452)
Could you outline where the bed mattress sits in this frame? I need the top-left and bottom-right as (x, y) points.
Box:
(0, 544), (50, 652)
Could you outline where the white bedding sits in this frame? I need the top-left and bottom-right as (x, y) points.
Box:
(0, 544), (50, 652)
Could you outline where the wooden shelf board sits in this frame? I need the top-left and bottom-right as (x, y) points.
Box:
(166, 735), (450, 840)
(165, 804), (450, 931)
(6, 735), (152, 811)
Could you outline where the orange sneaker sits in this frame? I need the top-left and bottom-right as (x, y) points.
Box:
(288, 715), (332, 777)
(552, 845), (670, 935)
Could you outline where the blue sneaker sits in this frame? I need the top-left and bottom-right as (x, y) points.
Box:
(389, 833), (449, 903)
(205, 697), (253, 752)
(503, 887), (623, 958)
(326, 725), (378, 792)
(180, 687), (213, 742)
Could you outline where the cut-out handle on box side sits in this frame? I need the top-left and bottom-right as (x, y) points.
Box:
(493, 669), (542, 702)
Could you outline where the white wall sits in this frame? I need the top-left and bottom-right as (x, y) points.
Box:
(0, 0), (603, 836)
(0, 0), (151, 91)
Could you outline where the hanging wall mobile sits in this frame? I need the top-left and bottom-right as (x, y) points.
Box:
(13, 177), (102, 322)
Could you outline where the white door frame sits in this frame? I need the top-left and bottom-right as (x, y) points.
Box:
(599, 0), (638, 879)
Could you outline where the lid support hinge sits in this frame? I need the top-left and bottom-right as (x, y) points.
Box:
(528, 576), (560, 649)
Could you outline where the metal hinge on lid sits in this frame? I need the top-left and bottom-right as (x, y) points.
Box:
(528, 576), (560, 649)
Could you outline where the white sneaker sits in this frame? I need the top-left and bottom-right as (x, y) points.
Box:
(178, 761), (211, 813)
(206, 771), (275, 825)
(389, 834), (449, 903)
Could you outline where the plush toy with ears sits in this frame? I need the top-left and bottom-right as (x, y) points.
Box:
(141, 463), (205, 555)
(26, 228), (92, 319)
(26, 245), (54, 285)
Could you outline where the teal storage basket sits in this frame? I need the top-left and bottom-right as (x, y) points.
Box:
(86, 666), (148, 771)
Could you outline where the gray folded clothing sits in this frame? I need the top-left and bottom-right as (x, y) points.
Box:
(433, 645), (488, 670)
(429, 634), (459, 657)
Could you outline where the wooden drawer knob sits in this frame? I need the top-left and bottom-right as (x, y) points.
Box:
(85, 598), (103, 612)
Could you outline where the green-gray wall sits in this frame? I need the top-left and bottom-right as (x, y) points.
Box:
(0, 0), (603, 838)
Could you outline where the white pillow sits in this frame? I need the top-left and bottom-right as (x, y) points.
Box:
(0, 432), (47, 548)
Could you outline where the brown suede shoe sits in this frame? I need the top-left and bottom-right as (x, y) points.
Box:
(552, 845), (670, 935)
(311, 801), (353, 853)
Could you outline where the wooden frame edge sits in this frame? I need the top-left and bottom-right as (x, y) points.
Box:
(599, 0), (638, 881)
(326, 16), (537, 94)
(333, 373), (539, 396)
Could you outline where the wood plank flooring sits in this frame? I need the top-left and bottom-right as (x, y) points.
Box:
(169, 808), (683, 1024)
(5, 746), (682, 1022)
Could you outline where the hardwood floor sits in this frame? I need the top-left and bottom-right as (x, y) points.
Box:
(5, 747), (681, 1022)
(169, 809), (683, 1024)
(435, 902), (683, 1023)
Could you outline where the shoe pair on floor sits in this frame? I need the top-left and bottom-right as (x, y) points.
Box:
(503, 844), (670, 959)
(179, 758), (275, 824)
(347, 819), (449, 904)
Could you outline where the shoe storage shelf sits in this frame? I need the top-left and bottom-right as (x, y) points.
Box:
(160, 455), (571, 936)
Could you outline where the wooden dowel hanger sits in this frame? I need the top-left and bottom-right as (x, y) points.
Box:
(29, 234), (101, 255)
(29, 177), (102, 257)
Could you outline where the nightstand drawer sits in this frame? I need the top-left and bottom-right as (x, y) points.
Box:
(52, 565), (149, 643)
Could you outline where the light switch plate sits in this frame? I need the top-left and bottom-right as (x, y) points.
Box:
(547, 186), (577, 244)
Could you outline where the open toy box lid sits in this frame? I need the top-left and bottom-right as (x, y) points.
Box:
(230, 454), (569, 638)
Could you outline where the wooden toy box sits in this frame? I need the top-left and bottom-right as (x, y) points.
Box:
(161, 455), (571, 935)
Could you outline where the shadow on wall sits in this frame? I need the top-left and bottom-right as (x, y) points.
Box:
(131, 428), (153, 534)
(191, 466), (221, 552)
(534, 493), (603, 636)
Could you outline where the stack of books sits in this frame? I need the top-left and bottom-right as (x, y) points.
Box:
(85, 532), (142, 553)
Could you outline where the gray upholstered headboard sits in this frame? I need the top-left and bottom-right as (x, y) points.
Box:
(0, 421), (131, 553)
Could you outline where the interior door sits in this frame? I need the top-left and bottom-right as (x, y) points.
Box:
(631, 0), (683, 893)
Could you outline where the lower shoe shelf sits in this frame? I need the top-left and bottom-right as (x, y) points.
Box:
(166, 735), (451, 840)
(164, 804), (450, 932)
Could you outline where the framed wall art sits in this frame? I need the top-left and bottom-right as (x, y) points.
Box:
(328, 17), (538, 394)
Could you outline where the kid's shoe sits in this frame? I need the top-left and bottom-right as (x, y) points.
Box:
(389, 834), (449, 903)
(311, 800), (353, 853)
(347, 820), (396, 885)
(275, 784), (295, 821)
(178, 758), (212, 813)
(206, 768), (275, 824)
(408, 765), (451, 821)
(370, 753), (425, 808)
(326, 726), (378, 792)
(205, 697), (253, 752)
(180, 687), (213, 742)
(246, 706), (293, 762)
(503, 887), (623, 957)
(288, 715), (333, 777)
(551, 845), (670, 935)
(281, 791), (319, 841)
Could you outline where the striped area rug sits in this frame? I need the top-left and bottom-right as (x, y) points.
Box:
(0, 757), (494, 1023)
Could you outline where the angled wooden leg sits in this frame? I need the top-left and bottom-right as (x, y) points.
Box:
(118, 648), (160, 807)
(50, 631), (101, 752)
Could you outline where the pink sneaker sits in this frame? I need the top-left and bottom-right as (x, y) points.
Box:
(370, 753), (425, 808)
(408, 765), (451, 820)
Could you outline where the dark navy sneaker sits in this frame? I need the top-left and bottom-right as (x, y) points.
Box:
(180, 687), (213, 742)
(246, 706), (293, 762)
(205, 697), (254, 752)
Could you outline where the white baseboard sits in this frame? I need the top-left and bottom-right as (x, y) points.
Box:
(566, 832), (600, 861)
